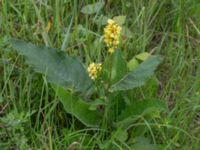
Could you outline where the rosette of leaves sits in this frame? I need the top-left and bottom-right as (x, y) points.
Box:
(12, 39), (165, 128)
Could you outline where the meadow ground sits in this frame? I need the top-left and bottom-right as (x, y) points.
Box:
(0, 0), (200, 149)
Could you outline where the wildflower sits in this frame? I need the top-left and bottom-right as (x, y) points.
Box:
(108, 47), (115, 54)
(104, 19), (121, 53)
(87, 63), (102, 80)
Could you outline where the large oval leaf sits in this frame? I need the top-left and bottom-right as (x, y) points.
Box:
(119, 99), (166, 121)
(12, 39), (93, 94)
(109, 55), (162, 92)
(54, 85), (102, 127)
(117, 99), (166, 128)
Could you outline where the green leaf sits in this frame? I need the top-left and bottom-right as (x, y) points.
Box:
(117, 99), (166, 127)
(88, 99), (107, 111)
(110, 55), (162, 92)
(102, 50), (128, 84)
(81, 1), (105, 15)
(115, 129), (128, 142)
(128, 52), (151, 71)
(111, 50), (128, 83)
(120, 99), (166, 119)
(135, 52), (151, 61)
(54, 85), (102, 127)
(131, 136), (157, 150)
(113, 15), (126, 26)
(12, 39), (93, 94)
(127, 58), (139, 71)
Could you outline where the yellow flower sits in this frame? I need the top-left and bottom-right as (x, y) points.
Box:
(87, 63), (102, 80)
(104, 19), (121, 52)
(108, 47), (115, 54)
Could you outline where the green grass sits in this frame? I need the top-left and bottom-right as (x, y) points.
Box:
(0, 0), (200, 149)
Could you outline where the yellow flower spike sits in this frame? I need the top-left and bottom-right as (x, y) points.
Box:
(103, 19), (121, 52)
(87, 63), (102, 80)
(108, 47), (115, 54)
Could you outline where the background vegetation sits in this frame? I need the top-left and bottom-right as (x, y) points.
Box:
(0, 0), (200, 149)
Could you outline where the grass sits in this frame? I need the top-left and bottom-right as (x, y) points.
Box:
(0, 0), (200, 149)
